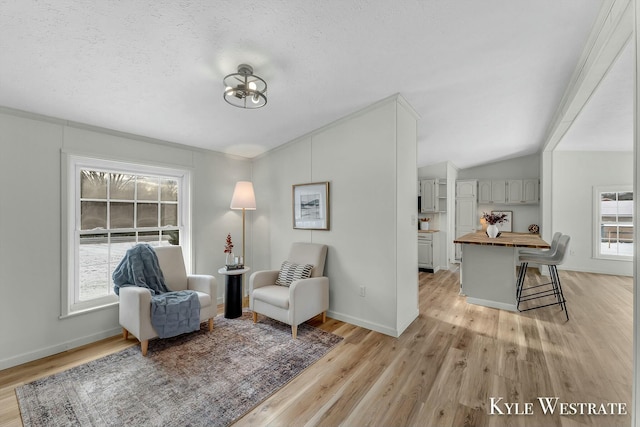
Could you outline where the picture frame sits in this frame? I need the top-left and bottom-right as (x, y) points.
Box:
(492, 210), (512, 232)
(292, 182), (330, 230)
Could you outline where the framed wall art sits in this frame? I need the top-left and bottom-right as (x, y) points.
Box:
(292, 182), (330, 230)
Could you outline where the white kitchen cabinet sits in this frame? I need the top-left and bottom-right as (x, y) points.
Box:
(477, 179), (539, 205)
(456, 180), (477, 199)
(506, 179), (522, 204)
(420, 179), (436, 212)
(418, 232), (440, 271)
(478, 180), (506, 204)
(506, 179), (538, 204)
(420, 179), (446, 212)
(522, 179), (539, 203)
(478, 181), (491, 203)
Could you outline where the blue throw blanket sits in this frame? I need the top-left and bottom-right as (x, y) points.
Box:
(112, 244), (168, 296)
(112, 244), (201, 338)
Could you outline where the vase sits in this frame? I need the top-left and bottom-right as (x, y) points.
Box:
(486, 224), (499, 238)
(420, 221), (429, 230)
(225, 252), (236, 268)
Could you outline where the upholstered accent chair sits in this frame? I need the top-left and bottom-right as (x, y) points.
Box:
(118, 245), (217, 356)
(249, 242), (329, 338)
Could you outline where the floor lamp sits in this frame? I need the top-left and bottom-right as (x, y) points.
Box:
(230, 181), (256, 264)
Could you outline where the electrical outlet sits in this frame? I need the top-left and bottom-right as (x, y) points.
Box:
(359, 286), (366, 297)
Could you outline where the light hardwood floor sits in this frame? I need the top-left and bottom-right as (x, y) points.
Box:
(0, 268), (633, 427)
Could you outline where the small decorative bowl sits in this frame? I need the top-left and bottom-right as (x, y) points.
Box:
(528, 224), (540, 234)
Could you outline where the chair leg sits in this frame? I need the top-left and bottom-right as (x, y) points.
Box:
(322, 311), (326, 323)
(516, 262), (528, 310)
(122, 328), (129, 340)
(252, 312), (258, 323)
(208, 318), (214, 331)
(550, 265), (561, 303)
(519, 264), (569, 321)
(292, 324), (297, 339)
(141, 340), (149, 357)
(551, 266), (569, 321)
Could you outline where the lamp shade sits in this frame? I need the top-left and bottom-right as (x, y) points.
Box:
(230, 181), (256, 210)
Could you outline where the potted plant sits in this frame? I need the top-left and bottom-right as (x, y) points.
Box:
(419, 217), (430, 230)
(481, 212), (508, 238)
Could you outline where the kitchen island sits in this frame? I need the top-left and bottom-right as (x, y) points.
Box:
(453, 232), (549, 311)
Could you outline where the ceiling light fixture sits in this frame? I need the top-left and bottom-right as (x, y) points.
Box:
(223, 64), (267, 109)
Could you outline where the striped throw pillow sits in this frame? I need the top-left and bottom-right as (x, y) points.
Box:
(275, 261), (314, 287)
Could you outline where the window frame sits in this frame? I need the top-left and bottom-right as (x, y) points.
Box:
(593, 185), (633, 262)
(61, 153), (192, 318)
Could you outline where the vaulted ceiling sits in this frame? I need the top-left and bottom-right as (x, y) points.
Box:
(0, 0), (617, 169)
(555, 39), (633, 152)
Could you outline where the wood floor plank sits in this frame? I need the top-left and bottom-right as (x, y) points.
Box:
(459, 334), (498, 411)
(0, 268), (632, 427)
(306, 360), (386, 427)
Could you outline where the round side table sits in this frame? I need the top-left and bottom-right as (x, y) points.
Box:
(218, 267), (250, 319)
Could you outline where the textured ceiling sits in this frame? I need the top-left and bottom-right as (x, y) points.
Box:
(0, 0), (605, 168)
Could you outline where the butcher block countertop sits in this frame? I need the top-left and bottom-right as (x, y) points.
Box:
(454, 231), (549, 249)
(418, 229), (439, 234)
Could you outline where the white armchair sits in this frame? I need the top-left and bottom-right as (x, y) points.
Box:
(249, 242), (329, 338)
(119, 245), (217, 356)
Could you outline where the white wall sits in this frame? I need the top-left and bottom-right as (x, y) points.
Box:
(0, 110), (251, 369)
(458, 153), (541, 233)
(445, 163), (459, 265)
(252, 137), (313, 273)
(551, 151), (633, 276)
(252, 95), (419, 337)
(395, 101), (419, 332)
(418, 162), (447, 178)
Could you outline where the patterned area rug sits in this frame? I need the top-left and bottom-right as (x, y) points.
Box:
(16, 312), (342, 427)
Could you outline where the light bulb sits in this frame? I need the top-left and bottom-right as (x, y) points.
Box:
(248, 81), (257, 91)
(252, 94), (260, 104)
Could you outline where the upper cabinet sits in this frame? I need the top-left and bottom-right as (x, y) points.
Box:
(506, 179), (523, 204)
(456, 180), (477, 199)
(478, 180), (506, 204)
(477, 179), (539, 204)
(420, 179), (447, 212)
(521, 179), (539, 204)
(420, 179), (436, 212)
(506, 179), (538, 204)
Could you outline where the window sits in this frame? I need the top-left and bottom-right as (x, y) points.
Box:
(594, 186), (633, 260)
(63, 154), (191, 316)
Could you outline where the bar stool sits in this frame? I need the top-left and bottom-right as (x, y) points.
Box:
(519, 231), (562, 257)
(516, 232), (562, 290)
(516, 235), (570, 321)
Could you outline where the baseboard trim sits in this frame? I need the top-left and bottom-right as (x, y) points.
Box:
(397, 309), (420, 336)
(0, 327), (122, 370)
(466, 297), (517, 312)
(327, 310), (403, 337)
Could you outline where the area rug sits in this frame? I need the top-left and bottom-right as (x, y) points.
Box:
(16, 311), (342, 427)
